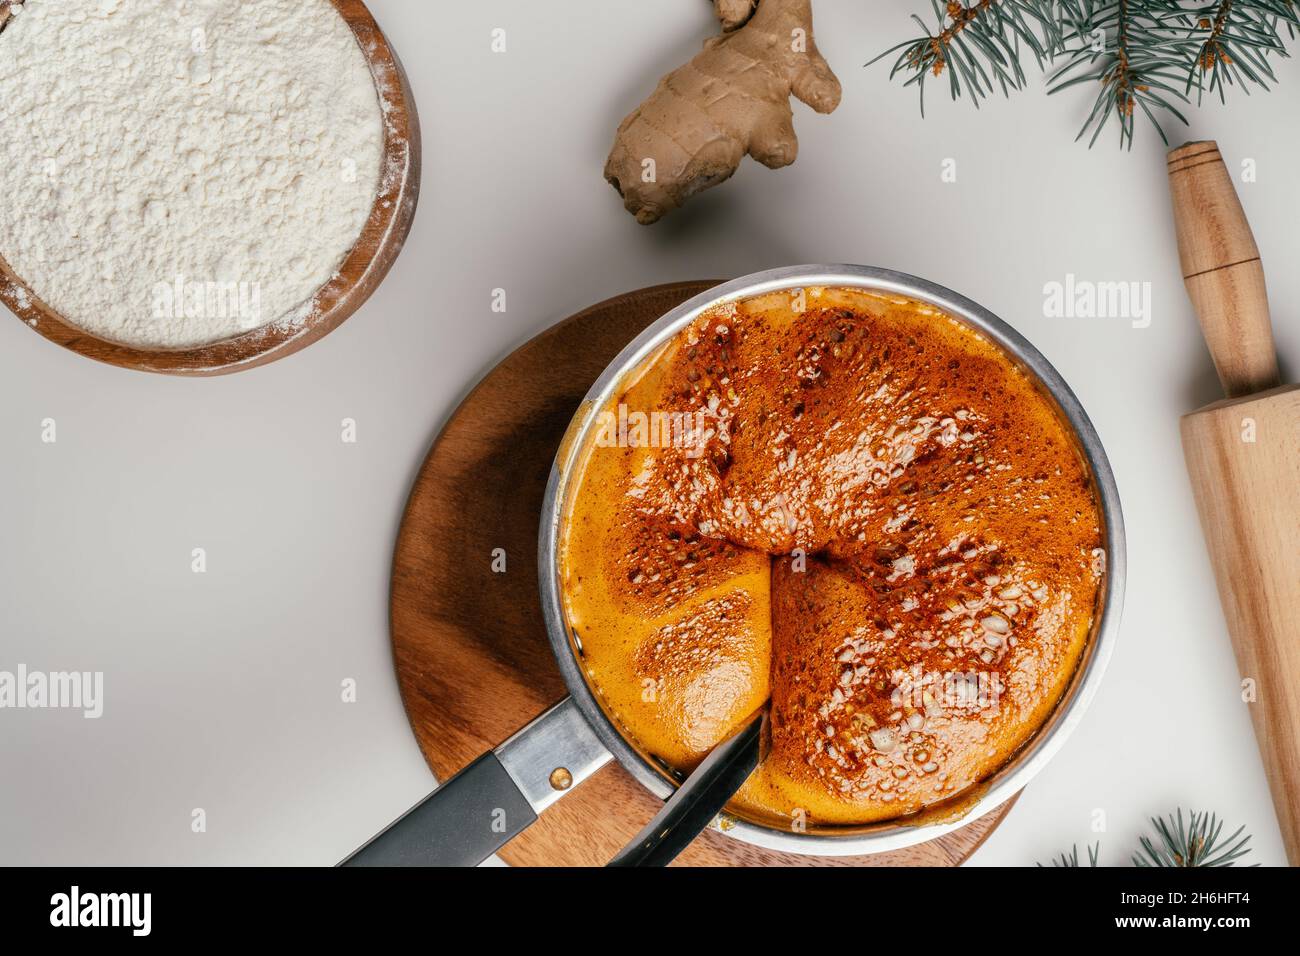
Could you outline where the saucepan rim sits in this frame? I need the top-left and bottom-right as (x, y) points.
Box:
(537, 264), (1126, 857)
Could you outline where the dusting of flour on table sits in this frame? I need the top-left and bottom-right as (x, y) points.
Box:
(0, 0), (383, 348)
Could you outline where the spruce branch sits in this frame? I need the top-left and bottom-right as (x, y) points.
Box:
(1187, 0), (1300, 103)
(871, 1), (1065, 114)
(1132, 809), (1256, 867)
(1048, 0), (1198, 148)
(873, 0), (1300, 147)
(1038, 809), (1256, 866)
(1038, 842), (1100, 866)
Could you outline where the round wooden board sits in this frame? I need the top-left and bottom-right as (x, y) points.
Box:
(0, 0), (419, 375)
(390, 281), (1019, 867)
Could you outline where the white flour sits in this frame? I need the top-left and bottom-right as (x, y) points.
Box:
(0, 0), (384, 348)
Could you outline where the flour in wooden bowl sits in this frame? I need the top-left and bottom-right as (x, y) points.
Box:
(0, 0), (384, 349)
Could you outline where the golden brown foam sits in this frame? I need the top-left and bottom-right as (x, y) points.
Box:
(560, 287), (1104, 827)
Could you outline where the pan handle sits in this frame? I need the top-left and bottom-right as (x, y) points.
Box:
(340, 697), (612, 866)
(340, 751), (537, 867)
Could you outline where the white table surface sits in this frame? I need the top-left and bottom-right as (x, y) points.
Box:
(2, 0), (1295, 867)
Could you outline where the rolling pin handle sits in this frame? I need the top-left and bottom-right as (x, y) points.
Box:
(1167, 141), (1281, 398)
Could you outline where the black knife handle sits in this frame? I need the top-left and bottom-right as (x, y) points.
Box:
(606, 712), (763, 867)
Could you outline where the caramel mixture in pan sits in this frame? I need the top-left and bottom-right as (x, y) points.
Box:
(560, 287), (1104, 827)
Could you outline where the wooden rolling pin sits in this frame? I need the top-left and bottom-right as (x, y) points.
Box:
(1170, 141), (1300, 865)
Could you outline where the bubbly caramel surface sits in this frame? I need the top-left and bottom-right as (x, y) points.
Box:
(560, 287), (1104, 827)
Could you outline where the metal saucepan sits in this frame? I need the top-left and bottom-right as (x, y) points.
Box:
(344, 265), (1126, 866)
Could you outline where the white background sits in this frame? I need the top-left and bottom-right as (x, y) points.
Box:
(1, 0), (1295, 866)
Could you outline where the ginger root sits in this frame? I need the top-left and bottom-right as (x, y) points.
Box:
(605, 0), (840, 224)
(713, 0), (757, 31)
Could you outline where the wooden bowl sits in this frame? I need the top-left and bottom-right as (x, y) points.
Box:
(0, 0), (420, 375)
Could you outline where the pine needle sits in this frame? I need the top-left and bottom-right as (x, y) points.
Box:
(1038, 841), (1101, 866)
(872, 0), (1300, 147)
(1132, 809), (1256, 867)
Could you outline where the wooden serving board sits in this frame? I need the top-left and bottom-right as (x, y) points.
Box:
(390, 281), (1018, 866)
